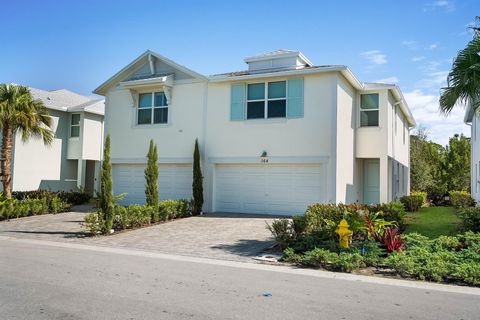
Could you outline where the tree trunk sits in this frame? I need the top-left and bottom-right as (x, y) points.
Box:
(2, 125), (13, 199)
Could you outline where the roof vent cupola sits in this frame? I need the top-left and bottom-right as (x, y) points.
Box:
(244, 49), (312, 72)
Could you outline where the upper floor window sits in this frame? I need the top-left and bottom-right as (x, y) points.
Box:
(360, 93), (379, 127)
(247, 81), (286, 119)
(138, 92), (168, 125)
(70, 114), (80, 137)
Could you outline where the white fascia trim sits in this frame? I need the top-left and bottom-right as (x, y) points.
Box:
(208, 156), (329, 164)
(111, 157), (192, 164)
(148, 51), (208, 81)
(391, 85), (416, 127)
(120, 74), (174, 88)
(93, 50), (207, 96)
(93, 51), (151, 95)
(209, 66), (348, 83)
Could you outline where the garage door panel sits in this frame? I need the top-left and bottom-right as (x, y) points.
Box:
(215, 164), (325, 216)
(113, 164), (192, 205)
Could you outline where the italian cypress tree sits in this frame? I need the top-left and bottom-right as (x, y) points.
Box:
(99, 134), (114, 233)
(192, 138), (203, 215)
(145, 139), (159, 207)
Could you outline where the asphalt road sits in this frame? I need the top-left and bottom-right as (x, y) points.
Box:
(0, 238), (479, 320)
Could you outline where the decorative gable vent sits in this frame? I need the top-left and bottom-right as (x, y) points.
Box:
(244, 49), (313, 72)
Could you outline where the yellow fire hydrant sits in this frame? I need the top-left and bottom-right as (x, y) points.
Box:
(335, 219), (353, 248)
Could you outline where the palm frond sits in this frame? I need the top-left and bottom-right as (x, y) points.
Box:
(439, 36), (480, 114)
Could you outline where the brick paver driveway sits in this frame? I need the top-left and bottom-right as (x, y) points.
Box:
(0, 211), (278, 262)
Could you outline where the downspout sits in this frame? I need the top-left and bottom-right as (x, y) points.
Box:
(466, 122), (473, 196)
(392, 100), (403, 200)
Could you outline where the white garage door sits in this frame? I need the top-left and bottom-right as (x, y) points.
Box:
(112, 164), (192, 205)
(214, 164), (325, 216)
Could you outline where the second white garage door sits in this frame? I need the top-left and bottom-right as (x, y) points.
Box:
(214, 164), (326, 216)
(112, 164), (192, 205)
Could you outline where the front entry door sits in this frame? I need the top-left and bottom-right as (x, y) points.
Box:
(363, 159), (380, 204)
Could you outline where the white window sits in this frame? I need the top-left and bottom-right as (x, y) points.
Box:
(247, 81), (286, 119)
(360, 94), (379, 127)
(70, 114), (80, 137)
(137, 92), (168, 125)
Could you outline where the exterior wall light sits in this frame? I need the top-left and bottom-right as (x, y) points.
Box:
(260, 151), (268, 163)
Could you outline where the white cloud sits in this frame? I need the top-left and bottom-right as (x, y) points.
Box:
(427, 43), (438, 50)
(374, 76), (399, 84)
(404, 89), (468, 146)
(412, 56), (426, 62)
(424, 1), (455, 12)
(360, 50), (387, 65)
(416, 70), (449, 89)
(402, 40), (418, 50)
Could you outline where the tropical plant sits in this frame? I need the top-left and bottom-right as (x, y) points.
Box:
(0, 84), (54, 198)
(192, 138), (203, 215)
(98, 134), (114, 234)
(439, 28), (480, 115)
(145, 139), (159, 207)
(381, 227), (404, 252)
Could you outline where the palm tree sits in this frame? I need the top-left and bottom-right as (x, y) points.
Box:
(0, 84), (54, 198)
(439, 18), (480, 114)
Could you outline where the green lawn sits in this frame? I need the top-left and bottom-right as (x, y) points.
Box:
(403, 206), (461, 238)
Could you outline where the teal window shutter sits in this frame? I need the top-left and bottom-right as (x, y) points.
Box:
(287, 78), (304, 118)
(230, 83), (246, 121)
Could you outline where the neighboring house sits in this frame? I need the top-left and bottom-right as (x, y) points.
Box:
(94, 49), (415, 215)
(8, 87), (104, 194)
(465, 105), (479, 202)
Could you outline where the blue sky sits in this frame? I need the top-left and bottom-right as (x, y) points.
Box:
(1, 0), (477, 145)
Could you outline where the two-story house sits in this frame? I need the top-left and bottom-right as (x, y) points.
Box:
(8, 87), (104, 195)
(94, 50), (415, 215)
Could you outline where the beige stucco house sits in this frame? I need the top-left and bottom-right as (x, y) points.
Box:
(94, 49), (415, 215)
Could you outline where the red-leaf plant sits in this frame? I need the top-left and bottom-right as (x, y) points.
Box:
(364, 213), (404, 252)
(381, 227), (405, 252)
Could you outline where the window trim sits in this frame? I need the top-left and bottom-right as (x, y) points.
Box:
(70, 113), (81, 138)
(137, 91), (169, 126)
(246, 80), (287, 120)
(359, 93), (379, 127)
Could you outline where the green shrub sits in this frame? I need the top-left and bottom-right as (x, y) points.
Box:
(449, 191), (475, 208)
(385, 232), (480, 285)
(411, 191), (427, 206)
(115, 205), (128, 230)
(287, 247), (365, 272)
(0, 196), (70, 221)
(266, 219), (293, 250)
(291, 215), (308, 239)
(49, 196), (70, 214)
(304, 203), (365, 236)
(158, 199), (191, 220)
(400, 195), (423, 212)
(83, 212), (103, 235)
(457, 207), (480, 232)
(373, 202), (406, 225)
(12, 190), (90, 206)
(426, 184), (448, 206)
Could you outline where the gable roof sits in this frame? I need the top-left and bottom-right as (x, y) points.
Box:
(93, 50), (207, 95)
(29, 86), (104, 115)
